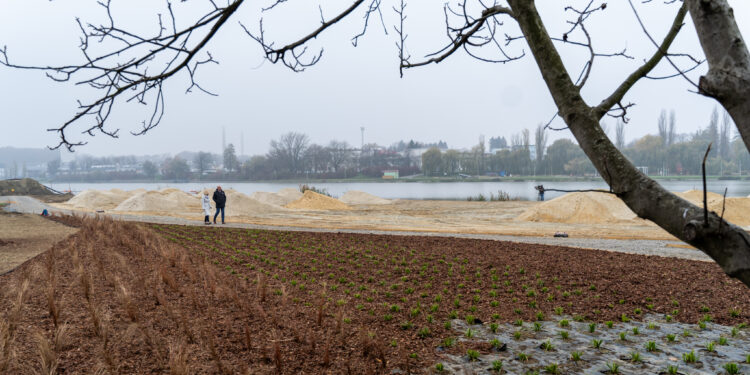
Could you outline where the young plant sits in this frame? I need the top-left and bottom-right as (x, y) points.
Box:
(491, 360), (503, 372)
(605, 321), (614, 328)
(534, 322), (542, 332)
(665, 365), (679, 375)
(490, 322), (499, 333)
(666, 333), (676, 342)
(682, 350), (698, 363)
(588, 323), (596, 333)
(630, 351), (641, 362)
(644, 341), (657, 352)
(466, 349), (480, 361)
(559, 319), (569, 327)
(544, 363), (559, 374)
(517, 352), (529, 362)
(619, 332), (627, 341)
(571, 351), (582, 361)
(559, 330), (569, 340)
(723, 363), (740, 375)
(705, 341), (716, 352)
(435, 363), (444, 372)
(541, 339), (554, 351)
(605, 362), (620, 374)
(591, 339), (603, 349)
(513, 331), (522, 340)
(718, 336), (728, 345)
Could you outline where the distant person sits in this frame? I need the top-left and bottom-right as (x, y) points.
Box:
(535, 185), (545, 201)
(212, 186), (226, 224)
(201, 190), (212, 225)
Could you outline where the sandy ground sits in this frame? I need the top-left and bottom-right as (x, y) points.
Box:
(2, 195), (709, 262)
(0, 212), (77, 274)
(50, 199), (676, 240)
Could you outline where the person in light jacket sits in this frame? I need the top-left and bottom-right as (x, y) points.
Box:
(201, 190), (212, 224)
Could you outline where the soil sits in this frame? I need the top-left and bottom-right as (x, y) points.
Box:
(0, 212), (78, 274)
(0, 178), (60, 196)
(2, 216), (747, 374)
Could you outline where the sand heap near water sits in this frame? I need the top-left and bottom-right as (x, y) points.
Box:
(114, 188), (200, 212)
(66, 189), (141, 210)
(250, 189), (302, 207)
(223, 189), (285, 215)
(517, 192), (639, 224)
(676, 190), (750, 226)
(285, 190), (352, 210)
(339, 190), (391, 205)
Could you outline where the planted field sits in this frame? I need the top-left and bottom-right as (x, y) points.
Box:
(0, 216), (748, 374)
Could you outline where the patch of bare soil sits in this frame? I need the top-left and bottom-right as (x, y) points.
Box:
(0, 213), (78, 274)
(1, 217), (746, 374)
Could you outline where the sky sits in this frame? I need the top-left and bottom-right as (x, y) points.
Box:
(1, 0), (749, 158)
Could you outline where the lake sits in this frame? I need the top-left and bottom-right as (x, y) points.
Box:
(46, 179), (750, 201)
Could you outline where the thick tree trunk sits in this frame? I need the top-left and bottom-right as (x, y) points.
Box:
(507, 0), (750, 287)
(686, 0), (750, 151)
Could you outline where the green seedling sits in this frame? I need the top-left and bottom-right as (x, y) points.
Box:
(559, 330), (569, 340)
(541, 339), (554, 351)
(632, 327), (639, 335)
(718, 336), (728, 345)
(645, 341), (657, 352)
(544, 363), (559, 374)
(467, 349), (479, 361)
(705, 341), (716, 352)
(491, 360), (503, 372)
(517, 352), (529, 362)
(605, 321), (614, 328)
(490, 322), (499, 333)
(606, 362), (620, 374)
(588, 323), (596, 333)
(682, 350), (698, 363)
(513, 331), (522, 340)
(559, 319), (569, 327)
(665, 365), (679, 375)
(666, 333), (676, 342)
(571, 351), (582, 361)
(592, 339), (603, 349)
(435, 363), (444, 372)
(534, 322), (542, 332)
(724, 363), (740, 375)
(630, 351), (641, 362)
(619, 332), (627, 341)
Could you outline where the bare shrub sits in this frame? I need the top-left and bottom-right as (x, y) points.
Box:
(159, 265), (179, 292)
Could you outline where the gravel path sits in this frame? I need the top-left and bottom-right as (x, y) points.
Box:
(1, 195), (710, 262)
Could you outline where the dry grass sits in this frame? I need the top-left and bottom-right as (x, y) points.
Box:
(33, 332), (56, 375)
(53, 324), (71, 352)
(116, 279), (138, 322)
(168, 341), (190, 375)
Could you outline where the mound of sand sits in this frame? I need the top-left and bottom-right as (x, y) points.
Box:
(251, 191), (297, 206)
(276, 188), (303, 201)
(66, 189), (132, 210)
(517, 192), (639, 224)
(114, 189), (200, 212)
(285, 190), (351, 210)
(225, 190), (286, 215)
(676, 190), (750, 226)
(339, 190), (391, 205)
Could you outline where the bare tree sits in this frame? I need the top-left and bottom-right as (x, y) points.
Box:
(328, 140), (352, 172)
(268, 132), (310, 174)
(658, 110), (668, 147)
(615, 120), (626, 150)
(194, 151), (213, 176)
(721, 110), (733, 160)
(668, 110), (677, 147)
(3, 0), (750, 285)
(534, 124), (547, 164)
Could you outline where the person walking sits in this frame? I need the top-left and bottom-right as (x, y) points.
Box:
(201, 190), (212, 224)
(212, 185), (227, 224)
(535, 184), (545, 201)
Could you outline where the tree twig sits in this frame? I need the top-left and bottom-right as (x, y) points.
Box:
(702, 143), (712, 227)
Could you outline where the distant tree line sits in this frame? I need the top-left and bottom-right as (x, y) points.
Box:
(46, 107), (749, 181)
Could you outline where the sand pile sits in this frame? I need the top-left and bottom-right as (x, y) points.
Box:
(277, 188), (303, 201)
(114, 189), (200, 212)
(224, 190), (285, 215)
(285, 190), (352, 210)
(251, 191), (298, 206)
(677, 190), (750, 226)
(339, 190), (391, 205)
(517, 192), (639, 224)
(66, 189), (132, 210)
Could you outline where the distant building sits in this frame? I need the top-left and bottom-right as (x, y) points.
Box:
(382, 170), (399, 179)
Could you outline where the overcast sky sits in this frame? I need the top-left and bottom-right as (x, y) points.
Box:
(1, 0), (749, 157)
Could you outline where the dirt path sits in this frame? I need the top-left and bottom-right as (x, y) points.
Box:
(0, 212), (77, 274)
